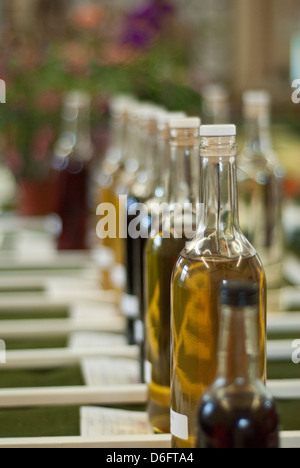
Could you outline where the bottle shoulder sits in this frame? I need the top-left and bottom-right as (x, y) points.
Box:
(238, 149), (283, 179)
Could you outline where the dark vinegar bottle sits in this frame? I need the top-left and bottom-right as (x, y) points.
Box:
(53, 91), (94, 250)
(197, 281), (280, 449)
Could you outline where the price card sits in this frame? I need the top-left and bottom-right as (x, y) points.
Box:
(68, 331), (126, 349)
(81, 356), (140, 386)
(80, 407), (152, 437)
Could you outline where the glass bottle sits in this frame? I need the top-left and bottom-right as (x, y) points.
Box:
(238, 91), (284, 308)
(134, 111), (186, 384)
(201, 84), (230, 124)
(52, 91), (94, 250)
(197, 280), (280, 449)
(171, 125), (267, 449)
(95, 96), (136, 289)
(146, 117), (201, 435)
(121, 104), (165, 347)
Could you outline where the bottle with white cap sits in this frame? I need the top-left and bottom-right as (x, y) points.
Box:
(238, 90), (284, 299)
(53, 91), (94, 250)
(122, 104), (166, 349)
(133, 111), (186, 383)
(201, 84), (230, 124)
(171, 124), (267, 449)
(95, 96), (139, 287)
(145, 116), (201, 434)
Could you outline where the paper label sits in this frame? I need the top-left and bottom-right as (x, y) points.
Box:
(120, 294), (139, 319)
(80, 406), (152, 437)
(70, 302), (120, 322)
(134, 319), (144, 344)
(144, 360), (152, 384)
(68, 332), (126, 349)
(81, 356), (140, 386)
(170, 409), (189, 440)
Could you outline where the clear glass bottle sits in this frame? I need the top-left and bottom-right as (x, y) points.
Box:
(95, 96), (136, 288)
(52, 91), (94, 250)
(197, 280), (280, 449)
(146, 117), (201, 435)
(171, 125), (267, 449)
(201, 84), (230, 125)
(238, 91), (284, 307)
(121, 104), (165, 347)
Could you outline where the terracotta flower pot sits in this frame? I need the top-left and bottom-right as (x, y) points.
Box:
(18, 177), (57, 217)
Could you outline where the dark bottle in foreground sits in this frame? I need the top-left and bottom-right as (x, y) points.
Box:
(197, 281), (280, 449)
(53, 91), (94, 250)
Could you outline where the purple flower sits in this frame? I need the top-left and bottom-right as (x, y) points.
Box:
(120, 0), (175, 49)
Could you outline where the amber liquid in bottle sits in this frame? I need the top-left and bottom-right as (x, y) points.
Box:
(146, 119), (201, 433)
(171, 128), (267, 449)
(146, 235), (187, 433)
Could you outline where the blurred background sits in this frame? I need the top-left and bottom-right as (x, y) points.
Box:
(0, 0), (300, 235)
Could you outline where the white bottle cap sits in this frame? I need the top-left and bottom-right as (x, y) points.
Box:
(243, 90), (271, 107)
(158, 111), (186, 126)
(200, 124), (236, 137)
(169, 117), (201, 129)
(110, 95), (137, 114)
(64, 91), (91, 109)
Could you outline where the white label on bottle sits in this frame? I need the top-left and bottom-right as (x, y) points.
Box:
(80, 407), (152, 437)
(68, 332), (126, 349)
(170, 409), (189, 441)
(81, 357), (140, 386)
(144, 360), (152, 384)
(120, 294), (139, 319)
(134, 319), (144, 344)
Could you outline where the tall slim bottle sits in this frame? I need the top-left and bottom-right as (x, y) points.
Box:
(238, 91), (284, 308)
(53, 91), (94, 250)
(171, 125), (267, 449)
(146, 117), (201, 434)
(95, 96), (137, 289)
(134, 111), (186, 382)
(197, 280), (279, 449)
(121, 105), (165, 347)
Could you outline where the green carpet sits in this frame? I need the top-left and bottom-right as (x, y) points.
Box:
(0, 365), (84, 389)
(5, 338), (68, 351)
(268, 361), (300, 380)
(0, 406), (81, 438)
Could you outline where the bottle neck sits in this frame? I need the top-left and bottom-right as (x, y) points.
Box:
(131, 120), (159, 199)
(244, 112), (272, 157)
(62, 104), (92, 161)
(169, 128), (200, 208)
(217, 303), (260, 384)
(107, 112), (126, 165)
(200, 137), (239, 240)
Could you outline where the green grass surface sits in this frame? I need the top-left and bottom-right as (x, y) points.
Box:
(0, 365), (84, 389)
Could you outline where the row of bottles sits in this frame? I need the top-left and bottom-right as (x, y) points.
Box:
(51, 89), (283, 448)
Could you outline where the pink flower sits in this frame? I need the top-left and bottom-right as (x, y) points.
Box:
(62, 42), (92, 75)
(70, 4), (105, 30)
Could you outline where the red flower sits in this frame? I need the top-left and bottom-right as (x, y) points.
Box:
(70, 4), (104, 31)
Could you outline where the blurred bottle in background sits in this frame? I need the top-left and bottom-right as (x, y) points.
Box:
(121, 104), (165, 349)
(146, 116), (200, 434)
(238, 91), (285, 309)
(201, 84), (230, 124)
(197, 281), (279, 449)
(94, 95), (137, 290)
(52, 91), (94, 250)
